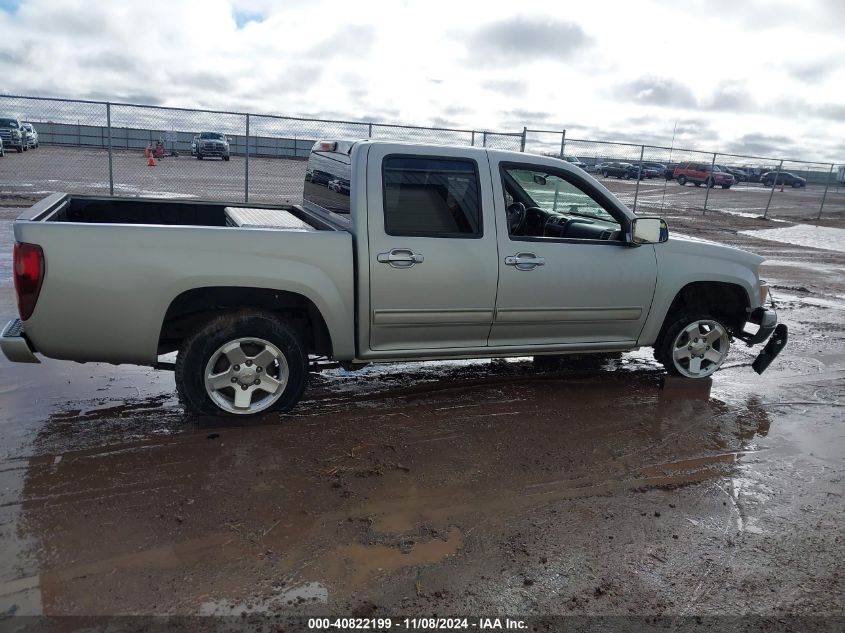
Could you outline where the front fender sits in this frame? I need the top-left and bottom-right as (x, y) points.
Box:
(637, 238), (762, 346)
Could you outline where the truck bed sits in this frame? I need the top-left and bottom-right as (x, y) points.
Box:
(14, 193), (357, 365)
(22, 193), (341, 231)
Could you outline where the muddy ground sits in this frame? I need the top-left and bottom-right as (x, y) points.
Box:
(0, 192), (843, 628)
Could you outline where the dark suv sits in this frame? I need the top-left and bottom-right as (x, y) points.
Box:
(599, 162), (644, 179)
(760, 171), (806, 188)
(0, 117), (26, 153)
(673, 162), (734, 189)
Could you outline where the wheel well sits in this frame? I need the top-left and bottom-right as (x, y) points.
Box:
(159, 287), (332, 357)
(662, 282), (749, 334)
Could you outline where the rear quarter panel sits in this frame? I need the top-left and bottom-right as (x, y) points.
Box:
(15, 221), (355, 364)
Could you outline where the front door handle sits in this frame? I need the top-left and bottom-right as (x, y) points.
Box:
(377, 248), (424, 268)
(504, 252), (545, 270)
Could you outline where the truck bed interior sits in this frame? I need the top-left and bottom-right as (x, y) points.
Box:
(40, 196), (333, 230)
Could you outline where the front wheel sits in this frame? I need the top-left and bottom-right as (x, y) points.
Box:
(792, 181), (801, 188)
(223, 155), (230, 161)
(655, 313), (730, 379)
(197, 153), (203, 160)
(721, 184), (731, 189)
(175, 312), (307, 416)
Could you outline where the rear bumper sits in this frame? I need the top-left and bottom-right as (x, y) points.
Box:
(0, 319), (40, 363)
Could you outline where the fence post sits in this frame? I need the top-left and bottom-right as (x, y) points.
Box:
(703, 152), (717, 214)
(818, 163), (834, 219)
(106, 103), (114, 196)
(368, 122), (373, 139)
(244, 114), (250, 204)
(632, 145), (645, 213)
(764, 159), (783, 219)
(558, 129), (566, 158)
(520, 127), (527, 152)
(471, 131), (475, 146)
(482, 132), (487, 148)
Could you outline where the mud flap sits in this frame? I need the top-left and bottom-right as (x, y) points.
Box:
(752, 324), (788, 375)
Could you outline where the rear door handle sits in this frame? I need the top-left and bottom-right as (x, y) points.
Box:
(504, 252), (545, 270)
(377, 248), (424, 268)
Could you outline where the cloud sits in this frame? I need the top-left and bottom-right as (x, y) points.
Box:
(703, 83), (756, 112)
(723, 133), (794, 157)
(482, 79), (528, 94)
(310, 24), (375, 59)
(467, 16), (591, 65)
(614, 78), (697, 108)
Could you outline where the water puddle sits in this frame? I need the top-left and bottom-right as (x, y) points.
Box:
(334, 527), (463, 582)
(740, 224), (845, 253)
(198, 581), (328, 614)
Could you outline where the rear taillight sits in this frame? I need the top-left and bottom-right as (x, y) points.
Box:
(13, 242), (45, 320)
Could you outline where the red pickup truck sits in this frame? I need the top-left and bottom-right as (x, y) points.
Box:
(674, 162), (735, 189)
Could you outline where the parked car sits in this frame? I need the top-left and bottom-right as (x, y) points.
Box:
(562, 154), (587, 170)
(718, 166), (748, 182)
(760, 171), (806, 188)
(21, 122), (38, 149)
(664, 163), (680, 180)
(328, 177), (350, 195)
(1, 140), (786, 416)
(195, 132), (230, 161)
(599, 162), (644, 179)
(641, 162), (667, 179)
(0, 117), (26, 152)
(673, 162), (734, 188)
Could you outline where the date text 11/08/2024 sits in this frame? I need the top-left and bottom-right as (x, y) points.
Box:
(307, 617), (528, 630)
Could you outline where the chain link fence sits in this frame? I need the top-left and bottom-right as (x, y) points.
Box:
(524, 130), (842, 220)
(0, 95), (841, 220)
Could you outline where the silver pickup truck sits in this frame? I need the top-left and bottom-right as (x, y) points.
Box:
(2, 140), (786, 416)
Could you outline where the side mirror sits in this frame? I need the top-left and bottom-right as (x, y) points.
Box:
(533, 174), (547, 186)
(631, 217), (668, 244)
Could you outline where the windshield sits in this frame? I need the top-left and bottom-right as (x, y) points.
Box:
(0, 119), (18, 128)
(506, 168), (619, 225)
(200, 132), (224, 140)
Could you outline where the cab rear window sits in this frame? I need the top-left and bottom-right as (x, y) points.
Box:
(303, 148), (352, 215)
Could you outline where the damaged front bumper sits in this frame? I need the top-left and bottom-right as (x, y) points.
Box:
(736, 307), (788, 375)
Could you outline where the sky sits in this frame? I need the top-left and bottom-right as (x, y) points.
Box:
(0, 0), (843, 162)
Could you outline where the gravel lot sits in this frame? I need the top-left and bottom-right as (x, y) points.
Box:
(0, 176), (843, 628)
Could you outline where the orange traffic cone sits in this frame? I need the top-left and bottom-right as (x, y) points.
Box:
(148, 156), (156, 167)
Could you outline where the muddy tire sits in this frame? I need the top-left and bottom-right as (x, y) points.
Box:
(655, 312), (730, 379)
(175, 311), (307, 416)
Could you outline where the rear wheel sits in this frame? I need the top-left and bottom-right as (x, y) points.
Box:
(16, 145), (22, 153)
(721, 184), (731, 189)
(175, 311), (307, 416)
(223, 155), (230, 161)
(197, 153), (203, 160)
(655, 312), (730, 379)
(677, 175), (687, 185)
(706, 178), (715, 188)
(792, 181), (801, 188)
